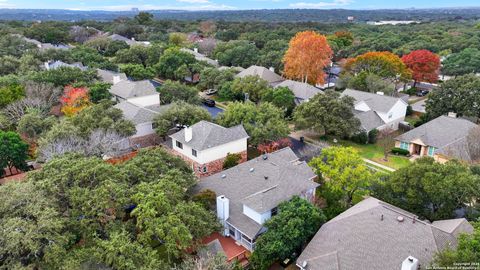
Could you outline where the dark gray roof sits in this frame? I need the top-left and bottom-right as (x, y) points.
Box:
(395, 116), (477, 157)
(169, 121), (248, 151)
(236, 65), (284, 84)
(195, 147), (318, 239)
(114, 101), (171, 125)
(353, 110), (385, 131)
(411, 99), (427, 113)
(275, 80), (323, 104)
(296, 197), (473, 270)
(342, 89), (405, 113)
(97, 69), (127, 84)
(109, 80), (157, 99)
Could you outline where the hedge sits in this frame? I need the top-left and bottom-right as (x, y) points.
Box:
(391, 147), (410, 156)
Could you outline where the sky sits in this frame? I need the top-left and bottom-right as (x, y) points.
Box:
(0, 0), (479, 11)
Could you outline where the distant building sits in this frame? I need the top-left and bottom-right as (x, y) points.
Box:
(347, 16), (354, 22)
(296, 197), (473, 270)
(169, 121), (249, 177)
(195, 147), (319, 251)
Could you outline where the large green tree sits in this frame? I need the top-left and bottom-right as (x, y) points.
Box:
(293, 90), (360, 137)
(0, 131), (29, 176)
(217, 101), (289, 145)
(157, 80), (201, 105)
(261, 86), (296, 116)
(155, 47), (199, 80)
(213, 40), (259, 68)
(231, 75), (272, 103)
(250, 196), (325, 269)
(372, 157), (480, 221)
(442, 48), (480, 76)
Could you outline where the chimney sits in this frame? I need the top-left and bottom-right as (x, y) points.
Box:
(376, 91), (384, 95)
(269, 67), (275, 73)
(113, 75), (121, 84)
(216, 195), (230, 235)
(131, 37), (135, 41)
(193, 47), (198, 53)
(401, 256), (419, 270)
(184, 126), (192, 142)
(448, 112), (457, 118)
(44, 62), (50, 70)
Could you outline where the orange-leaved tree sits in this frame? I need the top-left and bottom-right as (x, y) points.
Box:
(283, 31), (333, 85)
(344, 51), (412, 83)
(60, 86), (91, 117)
(401, 49), (440, 87)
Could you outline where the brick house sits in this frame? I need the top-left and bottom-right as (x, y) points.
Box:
(169, 121), (249, 177)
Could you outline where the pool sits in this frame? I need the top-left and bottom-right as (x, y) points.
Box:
(202, 104), (224, 118)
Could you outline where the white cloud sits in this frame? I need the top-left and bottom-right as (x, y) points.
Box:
(177, 0), (211, 3)
(0, 0), (15, 8)
(289, 0), (353, 8)
(69, 3), (235, 11)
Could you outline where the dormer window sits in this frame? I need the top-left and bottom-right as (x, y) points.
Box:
(176, 141), (183, 149)
(192, 149), (197, 157)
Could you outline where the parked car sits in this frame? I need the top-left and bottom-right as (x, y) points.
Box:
(205, 88), (217, 95)
(203, 98), (216, 107)
(416, 90), (429, 97)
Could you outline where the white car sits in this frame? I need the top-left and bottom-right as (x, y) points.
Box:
(205, 89), (217, 95)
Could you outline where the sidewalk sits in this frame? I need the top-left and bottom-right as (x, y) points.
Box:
(363, 158), (396, 172)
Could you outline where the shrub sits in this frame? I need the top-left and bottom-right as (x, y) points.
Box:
(391, 147), (410, 156)
(351, 131), (368, 144)
(406, 105), (413, 116)
(193, 189), (217, 210)
(368, 129), (378, 144)
(223, 153), (242, 169)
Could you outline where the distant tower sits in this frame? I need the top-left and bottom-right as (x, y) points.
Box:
(131, 7), (139, 13)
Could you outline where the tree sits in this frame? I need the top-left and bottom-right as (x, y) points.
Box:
(17, 110), (56, 140)
(261, 86), (296, 116)
(401, 49), (441, 87)
(213, 40), (259, 68)
(442, 48), (480, 76)
(176, 253), (236, 270)
(0, 55), (21, 75)
(114, 44), (164, 67)
(19, 53), (42, 74)
(309, 146), (376, 217)
(197, 67), (236, 91)
(223, 153), (242, 169)
(156, 47), (198, 80)
(372, 157), (480, 221)
(283, 31), (333, 84)
(199, 21), (217, 37)
(0, 83), (24, 108)
(60, 86), (91, 117)
(168, 32), (188, 47)
(119, 64), (155, 80)
(250, 196), (326, 269)
(197, 38), (217, 56)
(257, 39), (288, 74)
(217, 101), (289, 146)
(157, 80), (201, 105)
(135, 12), (154, 25)
(432, 221), (480, 267)
(0, 131), (29, 176)
(24, 22), (70, 44)
(293, 90), (360, 137)
(231, 75), (271, 103)
(377, 128), (394, 161)
(154, 101), (212, 137)
(425, 74), (480, 119)
(27, 67), (98, 87)
(88, 82), (112, 103)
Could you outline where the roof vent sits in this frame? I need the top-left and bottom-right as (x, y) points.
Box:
(264, 176), (269, 180)
(380, 214), (384, 221)
(302, 261), (308, 268)
(448, 112), (457, 118)
(221, 174), (226, 179)
(262, 154), (268, 160)
(249, 168), (255, 172)
(397, 216), (405, 222)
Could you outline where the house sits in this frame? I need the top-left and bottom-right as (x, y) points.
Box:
(107, 33), (150, 46)
(97, 69), (128, 85)
(275, 80), (323, 105)
(109, 80), (158, 102)
(318, 64), (342, 89)
(114, 100), (171, 147)
(14, 34), (73, 50)
(180, 48), (219, 67)
(341, 89), (408, 131)
(43, 60), (87, 71)
(395, 114), (478, 162)
(169, 121), (249, 177)
(235, 65), (284, 86)
(195, 147), (319, 251)
(296, 197), (473, 270)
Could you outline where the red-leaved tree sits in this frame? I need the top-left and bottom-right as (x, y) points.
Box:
(60, 86), (91, 117)
(401, 49), (441, 87)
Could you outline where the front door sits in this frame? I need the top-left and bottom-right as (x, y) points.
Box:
(414, 144), (422, 155)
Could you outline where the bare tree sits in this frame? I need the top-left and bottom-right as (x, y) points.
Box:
(378, 128), (395, 161)
(450, 126), (480, 163)
(174, 252), (233, 270)
(38, 135), (86, 162)
(197, 38), (217, 57)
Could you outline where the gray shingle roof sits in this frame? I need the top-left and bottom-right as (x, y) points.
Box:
(235, 65), (284, 84)
(195, 147), (318, 239)
(275, 80), (323, 104)
(180, 48), (219, 67)
(109, 80), (157, 100)
(97, 69), (127, 84)
(296, 197), (473, 270)
(114, 101), (171, 125)
(353, 110), (385, 131)
(395, 116), (477, 159)
(411, 98), (427, 113)
(169, 121), (249, 151)
(342, 89), (405, 113)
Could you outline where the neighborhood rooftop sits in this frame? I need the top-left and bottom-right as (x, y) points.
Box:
(342, 89), (406, 113)
(195, 147), (318, 239)
(275, 80), (323, 104)
(296, 197), (473, 270)
(109, 80), (158, 100)
(236, 65), (284, 84)
(169, 120), (249, 151)
(114, 101), (171, 125)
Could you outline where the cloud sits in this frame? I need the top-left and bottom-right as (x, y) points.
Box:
(177, 0), (211, 3)
(68, 3), (235, 11)
(0, 0), (15, 8)
(289, 0), (353, 8)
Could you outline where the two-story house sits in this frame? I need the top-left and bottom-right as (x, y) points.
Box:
(341, 89), (408, 132)
(169, 121), (249, 177)
(194, 147), (319, 251)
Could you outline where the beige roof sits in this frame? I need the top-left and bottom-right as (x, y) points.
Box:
(109, 80), (157, 100)
(296, 197), (473, 270)
(235, 65), (284, 84)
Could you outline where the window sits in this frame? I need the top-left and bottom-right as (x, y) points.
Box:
(428, 146), (436, 156)
(202, 166), (208, 173)
(175, 141), (183, 149)
(400, 142), (409, 150)
(192, 149), (197, 157)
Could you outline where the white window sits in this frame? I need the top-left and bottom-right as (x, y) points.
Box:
(400, 142), (409, 150)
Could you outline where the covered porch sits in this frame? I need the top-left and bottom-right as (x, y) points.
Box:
(202, 232), (250, 267)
